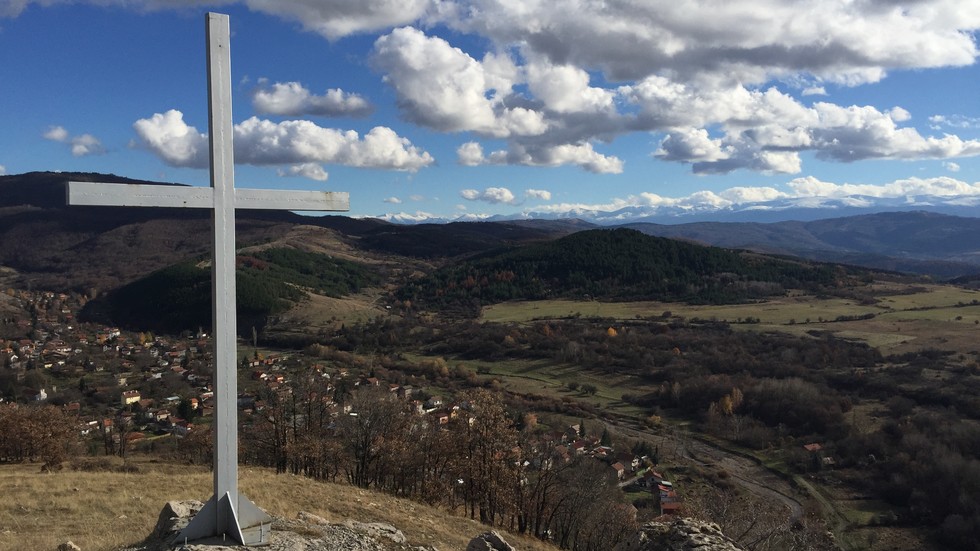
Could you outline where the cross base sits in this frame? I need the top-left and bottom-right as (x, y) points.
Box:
(176, 491), (273, 546)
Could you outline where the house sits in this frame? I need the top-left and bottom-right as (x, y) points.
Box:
(610, 462), (626, 480)
(121, 390), (141, 406)
(424, 396), (443, 410)
(570, 439), (589, 455)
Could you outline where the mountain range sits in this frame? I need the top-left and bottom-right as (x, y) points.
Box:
(2, 172), (979, 292)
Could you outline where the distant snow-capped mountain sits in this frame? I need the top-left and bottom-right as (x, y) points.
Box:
(379, 195), (980, 225)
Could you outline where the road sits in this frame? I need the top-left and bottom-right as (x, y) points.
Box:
(612, 421), (805, 523)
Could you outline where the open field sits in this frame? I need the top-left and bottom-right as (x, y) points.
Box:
(0, 458), (557, 551)
(481, 283), (980, 356)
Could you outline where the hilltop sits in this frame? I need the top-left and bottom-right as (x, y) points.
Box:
(0, 458), (558, 551)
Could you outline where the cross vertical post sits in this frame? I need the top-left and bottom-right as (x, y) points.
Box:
(206, 12), (241, 537)
(65, 11), (349, 546)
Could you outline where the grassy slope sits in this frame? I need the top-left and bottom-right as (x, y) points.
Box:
(0, 458), (558, 551)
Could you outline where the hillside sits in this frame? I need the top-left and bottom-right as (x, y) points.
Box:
(0, 172), (578, 295)
(398, 228), (859, 316)
(622, 211), (980, 278)
(0, 458), (558, 551)
(80, 247), (381, 334)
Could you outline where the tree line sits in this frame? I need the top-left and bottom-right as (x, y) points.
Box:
(225, 384), (638, 551)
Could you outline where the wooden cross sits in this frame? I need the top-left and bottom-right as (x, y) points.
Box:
(67, 13), (349, 546)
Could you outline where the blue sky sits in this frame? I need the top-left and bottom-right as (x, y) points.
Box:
(1, 1), (979, 221)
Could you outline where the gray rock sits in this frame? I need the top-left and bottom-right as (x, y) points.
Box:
(118, 501), (422, 551)
(297, 511), (330, 525)
(465, 531), (514, 551)
(150, 500), (205, 543)
(613, 518), (745, 551)
(343, 521), (407, 544)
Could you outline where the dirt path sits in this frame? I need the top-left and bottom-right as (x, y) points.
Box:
(675, 432), (805, 522)
(613, 421), (805, 523)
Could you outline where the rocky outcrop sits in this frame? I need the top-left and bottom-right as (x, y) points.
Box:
(613, 518), (746, 551)
(118, 501), (431, 551)
(466, 530), (515, 551)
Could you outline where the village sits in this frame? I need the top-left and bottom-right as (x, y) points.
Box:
(0, 287), (682, 516)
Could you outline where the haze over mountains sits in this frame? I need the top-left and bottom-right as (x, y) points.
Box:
(2, 171), (979, 287)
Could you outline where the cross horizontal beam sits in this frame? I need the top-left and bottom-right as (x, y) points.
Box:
(67, 181), (349, 211)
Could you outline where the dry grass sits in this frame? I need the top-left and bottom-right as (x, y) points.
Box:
(0, 457), (558, 551)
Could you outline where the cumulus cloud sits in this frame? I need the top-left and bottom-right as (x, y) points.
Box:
(10, 0), (980, 179)
(463, 142), (623, 174)
(525, 188), (551, 201)
(277, 163), (329, 181)
(43, 126), (69, 142)
(526, 176), (980, 218)
(43, 125), (106, 157)
(372, 27), (548, 138)
(449, 0), (980, 85)
(783, 175), (980, 200)
(383, 196), (402, 204)
(460, 187), (517, 204)
(625, 81), (980, 174)
(245, 0), (432, 40)
(133, 109), (434, 171)
(944, 161), (961, 172)
(525, 59), (615, 114)
(132, 110), (209, 168)
(252, 80), (373, 118)
(457, 142), (486, 166)
(459, 187), (552, 206)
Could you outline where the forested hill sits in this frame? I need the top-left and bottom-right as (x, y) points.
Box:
(80, 247), (380, 334)
(398, 228), (861, 316)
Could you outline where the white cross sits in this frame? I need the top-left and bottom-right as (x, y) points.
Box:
(67, 13), (349, 546)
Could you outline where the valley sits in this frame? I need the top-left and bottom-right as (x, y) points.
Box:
(1, 173), (979, 550)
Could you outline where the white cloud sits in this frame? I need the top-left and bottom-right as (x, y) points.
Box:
(383, 196), (402, 204)
(944, 161), (960, 172)
(277, 163), (329, 181)
(133, 110), (209, 168)
(10, 1), (980, 179)
(450, 0), (980, 85)
(525, 59), (615, 114)
(525, 188), (551, 201)
(252, 80), (373, 118)
(460, 187), (517, 204)
(372, 27), (548, 138)
(624, 81), (980, 173)
(525, 176), (980, 219)
(930, 114), (980, 130)
(479, 142), (624, 174)
(245, 0), (433, 40)
(43, 125), (105, 157)
(133, 109), (434, 171)
(43, 125), (69, 142)
(0, 164), (6, 175)
(655, 128), (730, 163)
(784, 175), (980, 200)
(457, 142), (485, 166)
